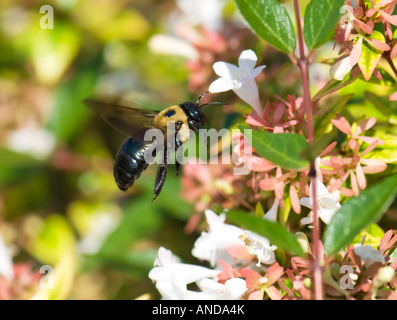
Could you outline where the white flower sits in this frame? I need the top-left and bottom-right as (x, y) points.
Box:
(240, 231), (277, 267)
(155, 272), (247, 300)
(7, 126), (56, 159)
(197, 278), (247, 300)
(155, 271), (214, 300)
(192, 210), (246, 267)
(263, 199), (279, 222)
(193, 209), (277, 267)
(209, 49), (266, 117)
(149, 247), (248, 300)
(330, 38), (363, 81)
(0, 234), (14, 281)
(354, 245), (386, 267)
(330, 56), (354, 81)
(149, 247), (219, 285)
(300, 178), (341, 227)
(148, 34), (199, 61)
(176, 0), (226, 31)
(237, 199), (279, 267)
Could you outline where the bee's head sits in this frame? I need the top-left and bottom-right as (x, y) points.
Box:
(180, 92), (228, 131)
(179, 101), (207, 131)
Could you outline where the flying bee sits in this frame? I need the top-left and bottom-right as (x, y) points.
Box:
(84, 92), (226, 201)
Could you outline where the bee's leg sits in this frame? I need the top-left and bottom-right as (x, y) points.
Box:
(153, 148), (168, 202)
(175, 138), (183, 178)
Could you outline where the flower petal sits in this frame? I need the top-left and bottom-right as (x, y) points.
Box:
(233, 79), (263, 116)
(299, 197), (312, 209)
(290, 183), (301, 214)
(356, 162), (366, 190)
(351, 37), (363, 66)
(355, 117), (377, 135)
(330, 56), (354, 81)
(248, 65), (266, 79)
(300, 214), (314, 226)
(318, 205), (340, 224)
(208, 77), (234, 93)
(331, 115), (352, 135)
(263, 199), (279, 222)
(238, 49), (257, 71)
(212, 61), (240, 80)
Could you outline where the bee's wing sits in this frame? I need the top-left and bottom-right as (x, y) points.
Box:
(84, 99), (159, 137)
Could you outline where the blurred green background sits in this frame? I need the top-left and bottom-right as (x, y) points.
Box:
(0, 0), (236, 299)
(5, 0), (395, 300)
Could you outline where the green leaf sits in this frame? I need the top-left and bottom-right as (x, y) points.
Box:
(314, 94), (354, 138)
(304, 0), (346, 49)
(351, 223), (385, 248)
(98, 197), (164, 256)
(365, 92), (397, 117)
(358, 31), (385, 81)
(234, 0), (296, 53)
(240, 125), (309, 170)
(323, 173), (397, 256)
(301, 130), (337, 162)
(363, 129), (397, 163)
(227, 210), (305, 257)
(0, 149), (45, 185)
(27, 22), (81, 85)
(363, 67), (396, 87)
(47, 56), (100, 142)
(313, 76), (357, 103)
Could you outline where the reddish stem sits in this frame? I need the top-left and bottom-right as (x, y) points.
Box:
(293, 0), (323, 300)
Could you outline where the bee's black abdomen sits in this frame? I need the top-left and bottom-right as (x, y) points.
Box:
(114, 134), (154, 191)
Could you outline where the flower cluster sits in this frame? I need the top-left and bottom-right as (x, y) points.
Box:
(149, 206), (284, 300)
(331, 0), (397, 84)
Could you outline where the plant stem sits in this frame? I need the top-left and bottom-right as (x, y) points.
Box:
(293, 0), (323, 300)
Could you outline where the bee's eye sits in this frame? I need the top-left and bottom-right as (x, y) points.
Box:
(165, 110), (176, 118)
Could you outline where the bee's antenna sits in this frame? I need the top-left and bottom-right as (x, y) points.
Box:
(199, 101), (230, 108)
(196, 91), (209, 104)
(196, 91), (229, 108)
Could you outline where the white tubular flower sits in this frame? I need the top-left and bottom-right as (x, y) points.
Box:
(197, 278), (247, 300)
(155, 271), (213, 300)
(263, 199), (279, 222)
(192, 210), (245, 267)
(193, 209), (277, 267)
(330, 56), (354, 81)
(209, 49), (266, 117)
(330, 38), (363, 81)
(149, 247), (247, 300)
(149, 247), (219, 285)
(240, 230), (277, 267)
(300, 178), (341, 227)
(354, 245), (386, 268)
